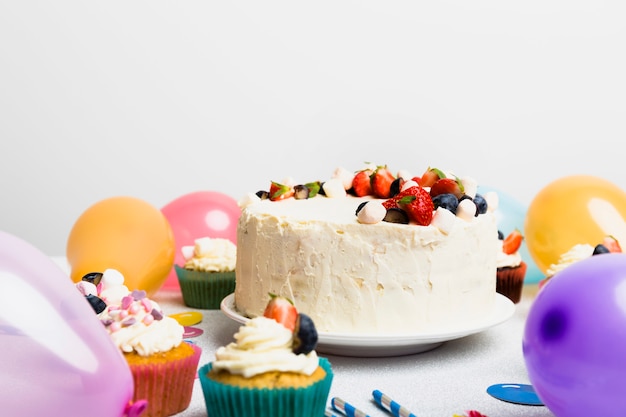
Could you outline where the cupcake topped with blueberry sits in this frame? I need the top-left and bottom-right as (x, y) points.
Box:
(540, 236), (622, 288)
(75, 269), (201, 417)
(198, 295), (333, 417)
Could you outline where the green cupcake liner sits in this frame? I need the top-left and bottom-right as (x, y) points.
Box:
(198, 357), (334, 417)
(174, 265), (236, 309)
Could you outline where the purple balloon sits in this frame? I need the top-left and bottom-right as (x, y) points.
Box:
(0, 231), (135, 417)
(523, 253), (626, 416)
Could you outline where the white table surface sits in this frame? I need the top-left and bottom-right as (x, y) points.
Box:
(153, 286), (554, 417)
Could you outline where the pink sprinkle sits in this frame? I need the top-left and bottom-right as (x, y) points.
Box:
(109, 322), (121, 332)
(121, 317), (136, 327)
(142, 314), (154, 325)
(128, 304), (140, 314)
(141, 298), (152, 312)
(96, 282), (103, 295)
(121, 295), (133, 310)
(108, 305), (120, 311)
(119, 310), (129, 319)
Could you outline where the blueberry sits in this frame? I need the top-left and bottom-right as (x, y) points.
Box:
(593, 244), (610, 255)
(389, 178), (403, 197)
(82, 272), (103, 286)
(85, 294), (107, 314)
(294, 185), (310, 200)
(255, 190), (269, 200)
(293, 313), (318, 355)
(473, 194), (488, 215)
(432, 193), (459, 214)
(383, 208), (410, 224)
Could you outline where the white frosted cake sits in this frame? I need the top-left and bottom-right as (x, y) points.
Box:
(234, 164), (499, 335)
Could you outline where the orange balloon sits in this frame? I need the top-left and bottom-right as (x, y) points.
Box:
(66, 196), (175, 296)
(524, 175), (626, 274)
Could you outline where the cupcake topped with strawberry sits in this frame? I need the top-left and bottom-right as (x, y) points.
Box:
(540, 236), (622, 288)
(211, 294), (319, 378)
(198, 295), (332, 417)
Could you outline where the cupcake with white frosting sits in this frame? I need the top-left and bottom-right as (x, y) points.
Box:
(95, 269), (201, 417)
(175, 237), (236, 309)
(198, 296), (333, 417)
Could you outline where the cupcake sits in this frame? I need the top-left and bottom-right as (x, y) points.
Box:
(78, 269), (201, 417)
(175, 237), (236, 309)
(496, 230), (527, 303)
(198, 295), (333, 417)
(539, 236), (622, 288)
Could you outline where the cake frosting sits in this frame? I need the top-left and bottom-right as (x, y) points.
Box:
(234, 165), (499, 335)
(212, 316), (319, 378)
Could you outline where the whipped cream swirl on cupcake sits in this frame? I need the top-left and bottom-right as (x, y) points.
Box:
(212, 316), (319, 378)
(182, 237), (236, 272)
(96, 269), (184, 357)
(546, 244), (594, 277)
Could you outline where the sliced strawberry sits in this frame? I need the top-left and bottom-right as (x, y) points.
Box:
(263, 294), (298, 331)
(397, 187), (434, 226)
(419, 167), (446, 188)
(430, 177), (464, 199)
(502, 230), (523, 255)
(351, 170), (372, 197)
(602, 235), (622, 253)
(371, 166), (395, 199)
(269, 181), (294, 201)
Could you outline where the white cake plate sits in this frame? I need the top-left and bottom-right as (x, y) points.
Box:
(220, 293), (515, 357)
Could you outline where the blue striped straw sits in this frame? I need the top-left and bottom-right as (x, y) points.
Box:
(372, 390), (418, 417)
(331, 397), (371, 417)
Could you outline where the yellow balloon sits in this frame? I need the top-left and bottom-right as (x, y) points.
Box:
(524, 175), (626, 274)
(67, 196), (175, 296)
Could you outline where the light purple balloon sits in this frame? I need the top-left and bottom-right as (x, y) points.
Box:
(0, 231), (135, 417)
(523, 253), (626, 417)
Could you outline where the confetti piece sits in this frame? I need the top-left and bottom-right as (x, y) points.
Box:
(169, 311), (203, 326)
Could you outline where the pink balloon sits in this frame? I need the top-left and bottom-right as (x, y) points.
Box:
(0, 231), (135, 417)
(161, 191), (240, 291)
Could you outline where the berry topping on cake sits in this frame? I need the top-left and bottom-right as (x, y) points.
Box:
(432, 193), (459, 214)
(383, 207), (410, 224)
(430, 177), (465, 199)
(263, 294), (298, 331)
(292, 313), (318, 355)
(419, 167), (445, 187)
(397, 186), (434, 226)
(351, 169), (373, 197)
(269, 181), (295, 201)
(501, 230), (523, 255)
(371, 165), (396, 198)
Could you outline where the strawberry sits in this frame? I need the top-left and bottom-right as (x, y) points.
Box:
(429, 177), (464, 199)
(602, 235), (622, 253)
(371, 166), (396, 199)
(397, 187), (434, 226)
(263, 294), (298, 331)
(351, 170), (372, 197)
(419, 167), (446, 188)
(502, 230), (523, 255)
(269, 181), (294, 201)
(382, 185), (421, 210)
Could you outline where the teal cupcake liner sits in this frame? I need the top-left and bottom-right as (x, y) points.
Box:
(174, 265), (236, 309)
(198, 357), (333, 417)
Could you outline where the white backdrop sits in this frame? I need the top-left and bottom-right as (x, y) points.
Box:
(1, 1), (625, 255)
